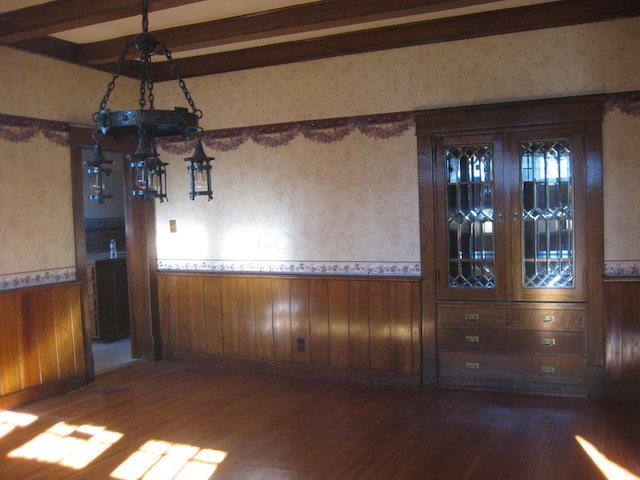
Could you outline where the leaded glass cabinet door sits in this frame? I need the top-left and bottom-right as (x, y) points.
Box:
(434, 134), (507, 301)
(511, 128), (586, 302)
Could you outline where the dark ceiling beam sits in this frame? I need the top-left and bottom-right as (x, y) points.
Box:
(110, 0), (640, 81)
(0, 0), (202, 44)
(76, 0), (503, 65)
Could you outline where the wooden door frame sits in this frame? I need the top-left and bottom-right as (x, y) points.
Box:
(70, 125), (161, 383)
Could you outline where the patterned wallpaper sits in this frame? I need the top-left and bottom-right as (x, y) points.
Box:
(1, 18), (640, 288)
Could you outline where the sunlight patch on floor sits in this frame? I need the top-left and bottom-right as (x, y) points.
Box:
(575, 435), (640, 480)
(111, 440), (227, 480)
(0, 410), (38, 439)
(8, 421), (123, 469)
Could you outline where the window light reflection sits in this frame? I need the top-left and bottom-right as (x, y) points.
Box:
(8, 421), (123, 470)
(575, 435), (640, 480)
(111, 440), (227, 480)
(0, 410), (38, 439)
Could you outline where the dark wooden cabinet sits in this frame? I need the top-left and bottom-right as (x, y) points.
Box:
(417, 95), (605, 397)
(87, 257), (130, 343)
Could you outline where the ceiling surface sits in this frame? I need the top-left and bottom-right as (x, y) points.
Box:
(1, 0), (638, 81)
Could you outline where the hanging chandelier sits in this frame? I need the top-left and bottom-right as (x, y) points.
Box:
(87, 0), (213, 203)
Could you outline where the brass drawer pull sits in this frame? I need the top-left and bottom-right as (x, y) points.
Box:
(541, 366), (556, 374)
(465, 313), (479, 321)
(541, 314), (555, 323)
(466, 362), (480, 370)
(465, 335), (479, 343)
(541, 338), (556, 346)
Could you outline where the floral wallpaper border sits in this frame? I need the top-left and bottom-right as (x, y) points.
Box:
(157, 259), (421, 277)
(1, 91), (638, 151)
(0, 267), (76, 292)
(0, 113), (69, 146)
(156, 112), (415, 154)
(604, 262), (640, 277)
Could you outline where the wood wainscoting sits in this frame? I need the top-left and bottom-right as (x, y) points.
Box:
(0, 282), (86, 409)
(158, 272), (421, 387)
(604, 277), (640, 400)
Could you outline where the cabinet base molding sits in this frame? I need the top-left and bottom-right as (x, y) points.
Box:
(439, 376), (586, 397)
(164, 351), (421, 389)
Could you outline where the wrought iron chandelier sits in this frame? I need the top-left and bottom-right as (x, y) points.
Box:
(87, 0), (213, 203)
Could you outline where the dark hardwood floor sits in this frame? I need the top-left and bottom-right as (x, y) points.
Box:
(0, 361), (638, 479)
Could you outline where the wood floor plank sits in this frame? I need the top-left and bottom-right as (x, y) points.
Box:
(1, 361), (639, 479)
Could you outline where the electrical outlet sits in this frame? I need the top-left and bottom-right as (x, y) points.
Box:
(169, 219), (177, 233)
(296, 338), (305, 352)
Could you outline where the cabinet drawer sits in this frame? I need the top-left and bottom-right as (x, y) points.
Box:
(438, 351), (585, 385)
(510, 308), (585, 331)
(437, 328), (585, 355)
(438, 306), (507, 327)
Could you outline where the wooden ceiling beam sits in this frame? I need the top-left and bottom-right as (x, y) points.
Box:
(108, 0), (640, 81)
(77, 0), (503, 65)
(0, 0), (202, 44)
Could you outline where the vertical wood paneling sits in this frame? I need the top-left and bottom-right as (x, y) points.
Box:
(187, 276), (206, 353)
(221, 277), (239, 355)
(35, 290), (59, 383)
(0, 283), (85, 405)
(0, 295), (23, 395)
(309, 279), (330, 365)
(254, 278), (274, 360)
(157, 275), (175, 351)
(604, 282), (622, 380)
(203, 276), (223, 354)
(411, 282), (421, 373)
(620, 283), (640, 383)
(328, 280), (349, 368)
(604, 280), (640, 398)
(272, 278), (291, 361)
(349, 281), (370, 369)
(54, 286), (77, 377)
(20, 294), (41, 387)
(390, 281), (414, 373)
(290, 279), (310, 363)
(173, 277), (192, 351)
(369, 281), (391, 371)
(158, 273), (421, 383)
(236, 278), (256, 356)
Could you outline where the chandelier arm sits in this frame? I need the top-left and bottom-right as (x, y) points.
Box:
(162, 42), (202, 118)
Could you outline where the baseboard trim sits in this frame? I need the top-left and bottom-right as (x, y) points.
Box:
(164, 351), (421, 389)
(0, 374), (87, 410)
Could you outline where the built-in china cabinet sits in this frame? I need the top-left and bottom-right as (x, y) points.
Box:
(417, 95), (605, 397)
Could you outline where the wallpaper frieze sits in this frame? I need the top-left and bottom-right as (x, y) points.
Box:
(0, 267), (76, 291)
(156, 112), (415, 154)
(0, 113), (69, 147)
(604, 91), (640, 118)
(158, 259), (421, 277)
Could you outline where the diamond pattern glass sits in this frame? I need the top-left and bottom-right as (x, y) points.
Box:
(520, 139), (574, 288)
(445, 145), (495, 288)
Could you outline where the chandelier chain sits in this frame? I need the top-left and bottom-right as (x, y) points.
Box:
(97, 42), (133, 114)
(141, 0), (149, 33)
(163, 43), (202, 118)
(138, 53), (155, 110)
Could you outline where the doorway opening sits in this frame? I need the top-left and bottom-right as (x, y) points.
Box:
(80, 146), (133, 373)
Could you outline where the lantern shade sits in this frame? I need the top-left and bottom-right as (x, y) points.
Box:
(185, 139), (214, 201)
